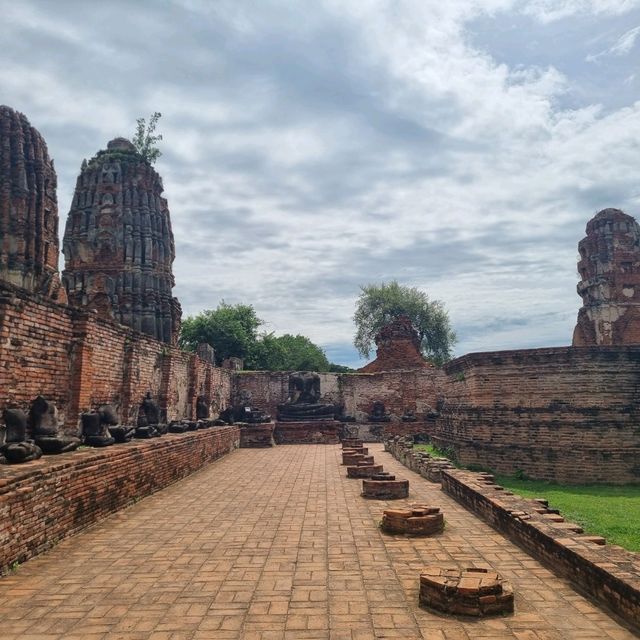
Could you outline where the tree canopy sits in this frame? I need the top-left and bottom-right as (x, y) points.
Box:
(353, 280), (456, 366)
(179, 302), (262, 364)
(132, 112), (163, 164)
(179, 302), (350, 372)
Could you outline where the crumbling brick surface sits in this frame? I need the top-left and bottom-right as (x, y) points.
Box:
(0, 281), (231, 433)
(573, 208), (640, 346)
(0, 106), (66, 302)
(62, 137), (181, 344)
(359, 316), (432, 373)
(437, 346), (640, 483)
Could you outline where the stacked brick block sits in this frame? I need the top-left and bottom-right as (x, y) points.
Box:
(419, 567), (514, 617)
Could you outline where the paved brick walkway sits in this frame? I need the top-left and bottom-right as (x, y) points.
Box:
(0, 444), (635, 639)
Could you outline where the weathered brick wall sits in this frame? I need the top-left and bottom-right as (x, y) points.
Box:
(235, 369), (444, 423)
(0, 281), (232, 432)
(0, 427), (239, 573)
(0, 284), (74, 424)
(436, 346), (640, 483)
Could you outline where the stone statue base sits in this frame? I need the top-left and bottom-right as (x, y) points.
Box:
(274, 420), (340, 445)
(239, 422), (276, 448)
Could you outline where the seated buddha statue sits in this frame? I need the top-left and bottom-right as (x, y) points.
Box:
(0, 409), (42, 463)
(99, 404), (135, 443)
(81, 411), (115, 447)
(277, 372), (336, 422)
(29, 396), (81, 454)
(135, 392), (166, 438)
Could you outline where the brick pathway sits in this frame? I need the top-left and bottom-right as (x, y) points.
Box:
(0, 444), (635, 640)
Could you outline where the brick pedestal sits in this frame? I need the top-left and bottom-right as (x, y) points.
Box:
(346, 464), (384, 478)
(362, 475), (409, 499)
(239, 423), (275, 448)
(381, 506), (444, 535)
(342, 452), (374, 466)
(419, 567), (514, 617)
(274, 421), (340, 444)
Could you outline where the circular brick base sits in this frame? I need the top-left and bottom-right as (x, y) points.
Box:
(342, 438), (363, 449)
(419, 567), (514, 617)
(362, 478), (409, 499)
(342, 446), (369, 456)
(342, 453), (374, 466)
(381, 506), (444, 535)
(346, 464), (384, 478)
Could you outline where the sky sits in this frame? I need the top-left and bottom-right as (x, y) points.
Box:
(1, 0), (639, 367)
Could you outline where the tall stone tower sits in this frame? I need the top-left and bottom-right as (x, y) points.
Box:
(62, 138), (181, 343)
(0, 105), (65, 301)
(573, 208), (640, 346)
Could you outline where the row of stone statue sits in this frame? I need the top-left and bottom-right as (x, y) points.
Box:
(0, 393), (231, 465)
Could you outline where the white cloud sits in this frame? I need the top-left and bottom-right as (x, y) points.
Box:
(523, 0), (640, 23)
(1, 0), (640, 365)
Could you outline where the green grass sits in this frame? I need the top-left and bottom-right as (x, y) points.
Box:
(494, 477), (640, 552)
(411, 443), (640, 551)
(414, 443), (458, 462)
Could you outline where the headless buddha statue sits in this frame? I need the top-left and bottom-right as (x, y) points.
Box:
(0, 409), (42, 463)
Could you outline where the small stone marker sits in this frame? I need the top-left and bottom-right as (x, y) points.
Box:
(419, 567), (514, 617)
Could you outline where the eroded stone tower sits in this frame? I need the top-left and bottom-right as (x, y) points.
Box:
(62, 138), (181, 343)
(573, 208), (640, 346)
(0, 105), (65, 301)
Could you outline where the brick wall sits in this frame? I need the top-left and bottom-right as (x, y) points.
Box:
(0, 427), (240, 573)
(436, 346), (640, 483)
(0, 281), (232, 432)
(234, 369), (444, 423)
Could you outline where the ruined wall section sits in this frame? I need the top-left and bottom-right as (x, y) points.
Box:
(0, 106), (65, 302)
(0, 283), (74, 423)
(0, 281), (231, 432)
(234, 369), (444, 423)
(436, 346), (640, 483)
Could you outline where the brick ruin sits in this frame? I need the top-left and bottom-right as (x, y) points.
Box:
(0, 107), (228, 434)
(62, 137), (181, 344)
(0, 105), (639, 486)
(0, 106), (65, 302)
(573, 208), (640, 346)
(358, 315), (431, 373)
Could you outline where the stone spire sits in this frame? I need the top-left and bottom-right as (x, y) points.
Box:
(573, 208), (640, 346)
(62, 137), (181, 343)
(0, 105), (66, 301)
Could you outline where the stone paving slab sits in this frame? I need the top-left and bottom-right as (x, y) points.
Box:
(0, 444), (636, 639)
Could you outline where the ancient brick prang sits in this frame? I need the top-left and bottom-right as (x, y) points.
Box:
(359, 316), (431, 372)
(0, 106), (65, 301)
(62, 138), (181, 343)
(573, 208), (640, 346)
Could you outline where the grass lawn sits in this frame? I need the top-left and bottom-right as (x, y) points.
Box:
(413, 444), (640, 551)
(494, 477), (640, 552)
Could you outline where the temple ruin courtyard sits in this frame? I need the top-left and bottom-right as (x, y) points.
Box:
(0, 444), (635, 640)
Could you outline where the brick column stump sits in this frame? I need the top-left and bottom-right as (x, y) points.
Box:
(239, 423), (275, 448)
(382, 506), (444, 535)
(346, 463), (384, 478)
(362, 473), (409, 499)
(419, 567), (514, 617)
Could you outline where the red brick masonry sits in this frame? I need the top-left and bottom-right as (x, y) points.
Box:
(0, 427), (239, 573)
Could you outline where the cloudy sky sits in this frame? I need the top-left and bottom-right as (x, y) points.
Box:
(2, 0), (640, 366)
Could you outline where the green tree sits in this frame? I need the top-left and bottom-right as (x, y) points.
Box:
(248, 333), (331, 372)
(179, 302), (262, 364)
(353, 280), (456, 366)
(132, 112), (163, 164)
